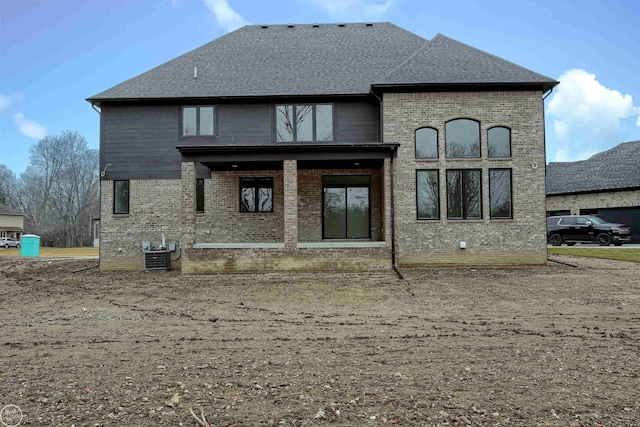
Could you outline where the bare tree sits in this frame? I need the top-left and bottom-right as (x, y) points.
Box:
(0, 165), (19, 208)
(19, 131), (99, 246)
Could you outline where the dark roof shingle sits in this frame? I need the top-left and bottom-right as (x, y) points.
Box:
(88, 22), (556, 102)
(0, 203), (23, 215)
(546, 141), (640, 195)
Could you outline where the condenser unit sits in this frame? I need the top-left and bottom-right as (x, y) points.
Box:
(143, 250), (171, 271)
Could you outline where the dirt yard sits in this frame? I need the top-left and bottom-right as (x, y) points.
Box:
(0, 256), (638, 426)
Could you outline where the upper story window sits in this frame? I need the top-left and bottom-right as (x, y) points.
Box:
(183, 106), (215, 136)
(445, 119), (480, 158)
(415, 127), (438, 159)
(488, 126), (511, 158)
(276, 104), (333, 142)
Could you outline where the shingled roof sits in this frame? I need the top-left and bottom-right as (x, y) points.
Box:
(546, 141), (640, 195)
(88, 22), (556, 102)
(0, 203), (23, 215)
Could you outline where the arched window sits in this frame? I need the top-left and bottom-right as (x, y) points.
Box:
(488, 126), (511, 158)
(415, 127), (438, 159)
(445, 119), (480, 158)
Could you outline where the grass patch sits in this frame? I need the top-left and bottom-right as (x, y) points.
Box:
(0, 247), (98, 257)
(548, 247), (640, 263)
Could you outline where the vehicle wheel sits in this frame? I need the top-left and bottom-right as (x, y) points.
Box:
(16, 243), (20, 249)
(596, 233), (611, 246)
(4, 244), (8, 249)
(567, 242), (576, 246)
(548, 234), (563, 246)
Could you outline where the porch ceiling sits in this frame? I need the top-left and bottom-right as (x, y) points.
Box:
(178, 143), (398, 167)
(201, 159), (384, 171)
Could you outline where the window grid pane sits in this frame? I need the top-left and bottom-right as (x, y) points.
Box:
(488, 127), (511, 158)
(276, 106), (294, 142)
(114, 180), (130, 214)
(316, 104), (333, 141)
(199, 107), (214, 135)
(446, 170), (481, 219)
(445, 119), (480, 158)
(416, 128), (438, 159)
(183, 108), (197, 136)
(241, 186), (255, 212)
(196, 179), (205, 213)
(464, 170), (482, 219)
(417, 170), (439, 219)
(296, 105), (313, 141)
(490, 169), (512, 218)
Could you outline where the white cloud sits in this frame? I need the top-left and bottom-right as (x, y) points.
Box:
(548, 68), (640, 141)
(203, 0), (249, 32)
(307, 0), (394, 17)
(0, 94), (11, 110)
(13, 112), (47, 140)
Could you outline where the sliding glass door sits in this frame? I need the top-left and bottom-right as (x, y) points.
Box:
(323, 176), (370, 239)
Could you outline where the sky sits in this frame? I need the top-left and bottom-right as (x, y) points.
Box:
(1, 0), (639, 175)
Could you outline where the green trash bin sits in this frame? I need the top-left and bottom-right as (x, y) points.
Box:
(20, 234), (41, 257)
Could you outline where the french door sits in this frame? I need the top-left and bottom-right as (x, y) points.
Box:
(322, 176), (370, 239)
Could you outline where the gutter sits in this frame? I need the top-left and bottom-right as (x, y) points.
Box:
(91, 103), (101, 114)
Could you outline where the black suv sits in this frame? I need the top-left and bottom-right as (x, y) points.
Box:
(547, 215), (631, 246)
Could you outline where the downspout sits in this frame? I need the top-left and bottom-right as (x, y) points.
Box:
(371, 88), (403, 279)
(390, 148), (404, 279)
(91, 102), (101, 114)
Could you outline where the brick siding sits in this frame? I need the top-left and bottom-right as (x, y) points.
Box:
(547, 190), (640, 215)
(384, 91), (548, 266)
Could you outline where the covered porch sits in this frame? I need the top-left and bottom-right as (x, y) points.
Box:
(178, 144), (398, 273)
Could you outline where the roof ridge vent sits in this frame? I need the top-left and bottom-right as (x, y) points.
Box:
(260, 25), (268, 29)
(287, 24), (295, 28)
(365, 23), (373, 26)
(312, 24), (320, 28)
(338, 23), (346, 27)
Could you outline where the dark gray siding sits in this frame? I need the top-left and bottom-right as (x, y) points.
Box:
(101, 99), (379, 179)
(101, 105), (209, 179)
(336, 101), (379, 142)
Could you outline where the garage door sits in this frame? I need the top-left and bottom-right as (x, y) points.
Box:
(580, 207), (640, 243)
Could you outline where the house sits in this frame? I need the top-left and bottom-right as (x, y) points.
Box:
(0, 203), (24, 241)
(92, 214), (100, 248)
(546, 141), (640, 242)
(87, 22), (557, 273)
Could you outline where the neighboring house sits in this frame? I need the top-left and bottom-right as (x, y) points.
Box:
(92, 214), (100, 248)
(547, 141), (640, 242)
(87, 22), (557, 273)
(0, 203), (24, 241)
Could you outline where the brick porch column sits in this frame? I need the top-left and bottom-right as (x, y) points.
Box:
(283, 159), (298, 250)
(181, 162), (196, 250)
(383, 156), (392, 248)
